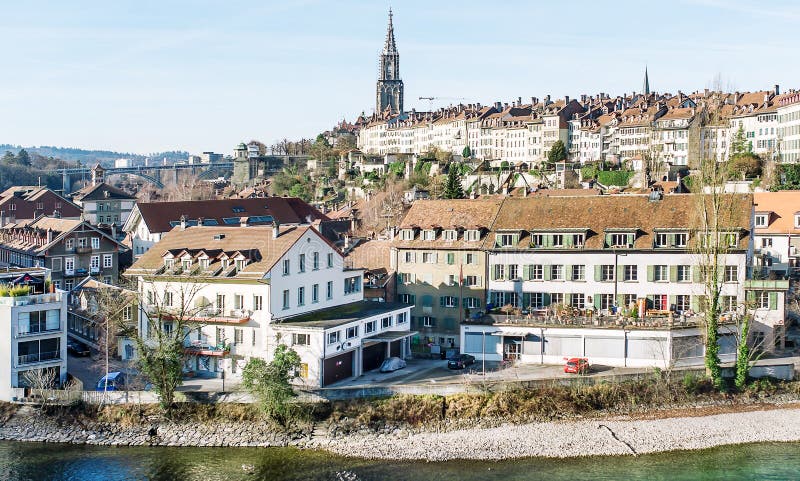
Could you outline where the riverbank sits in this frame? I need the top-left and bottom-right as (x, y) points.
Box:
(2, 401), (800, 460)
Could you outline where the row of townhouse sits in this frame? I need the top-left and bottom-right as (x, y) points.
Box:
(392, 192), (789, 368)
(357, 86), (800, 169)
(124, 223), (413, 388)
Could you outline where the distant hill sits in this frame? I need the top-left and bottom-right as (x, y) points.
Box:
(0, 144), (190, 167)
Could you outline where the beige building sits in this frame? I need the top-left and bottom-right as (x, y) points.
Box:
(391, 198), (502, 349)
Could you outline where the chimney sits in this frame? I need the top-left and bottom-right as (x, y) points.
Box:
(272, 220), (280, 239)
(775, 84), (780, 95)
(180, 215), (187, 230)
(564, 95), (570, 104)
(517, 96), (522, 106)
(46, 228), (53, 244)
(545, 95), (551, 104)
(494, 101), (502, 111)
(110, 224), (116, 239)
(344, 234), (351, 249)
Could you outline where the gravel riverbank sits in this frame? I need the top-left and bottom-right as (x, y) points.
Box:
(3, 404), (800, 460)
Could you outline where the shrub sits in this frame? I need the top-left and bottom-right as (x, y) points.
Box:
(597, 170), (633, 187)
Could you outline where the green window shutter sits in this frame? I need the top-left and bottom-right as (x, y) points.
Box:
(594, 265), (602, 281)
(668, 295), (676, 309)
(593, 295), (602, 310)
(627, 233), (634, 247)
(693, 266), (702, 283)
(543, 293), (551, 306)
(475, 298), (481, 308)
(447, 253), (455, 265)
(604, 234), (611, 248)
(668, 233), (676, 247)
(439, 297), (445, 307)
(616, 264), (624, 281)
(647, 265), (655, 282)
(565, 264), (573, 280)
(454, 297), (459, 308)
(690, 295), (700, 312)
(565, 235), (573, 247)
(746, 290), (755, 303)
(544, 235), (553, 248)
(646, 295), (654, 309)
(411, 295), (416, 304)
(669, 265), (678, 283)
(522, 293), (531, 307)
(476, 276), (482, 287)
(523, 265), (531, 280)
(769, 292), (778, 310)
(544, 265), (552, 281)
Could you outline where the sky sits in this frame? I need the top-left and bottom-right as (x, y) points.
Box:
(1, 0), (799, 155)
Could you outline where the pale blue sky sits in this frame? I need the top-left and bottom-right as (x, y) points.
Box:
(1, 0), (798, 155)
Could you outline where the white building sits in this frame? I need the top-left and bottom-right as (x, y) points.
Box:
(778, 91), (800, 163)
(0, 268), (67, 401)
(125, 224), (412, 387)
(752, 191), (800, 275)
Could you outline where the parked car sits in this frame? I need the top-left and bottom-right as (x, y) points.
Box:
(379, 357), (407, 373)
(564, 357), (590, 374)
(67, 340), (91, 357)
(447, 354), (475, 370)
(96, 372), (127, 391)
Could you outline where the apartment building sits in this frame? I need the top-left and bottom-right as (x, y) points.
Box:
(0, 268), (67, 401)
(125, 224), (412, 387)
(391, 198), (503, 349)
(778, 91), (800, 163)
(752, 191), (800, 275)
(0, 186), (82, 223)
(71, 182), (136, 228)
(0, 217), (127, 289)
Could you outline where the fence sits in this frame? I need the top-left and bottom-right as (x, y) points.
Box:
(18, 389), (160, 405)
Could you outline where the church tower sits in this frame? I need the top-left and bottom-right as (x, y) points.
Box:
(643, 66), (650, 96)
(376, 8), (404, 115)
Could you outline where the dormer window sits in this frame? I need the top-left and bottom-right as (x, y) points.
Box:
(464, 230), (480, 241)
(422, 229), (436, 241)
(181, 259), (191, 270)
(552, 234), (564, 247)
(754, 214), (768, 228)
(606, 232), (635, 249)
(572, 234), (585, 247)
(531, 234), (544, 248)
(400, 229), (414, 240)
(164, 259), (175, 269)
(495, 232), (519, 248)
(200, 258), (210, 269)
(443, 230), (457, 241)
(654, 233), (669, 247)
(236, 259), (246, 270)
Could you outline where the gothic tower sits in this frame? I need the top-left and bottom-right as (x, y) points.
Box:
(376, 8), (404, 115)
(643, 66), (650, 96)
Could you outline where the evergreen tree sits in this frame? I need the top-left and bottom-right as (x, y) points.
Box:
(15, 149), (30, 167)
(462, 145), (472, 159)
(442, 163), (464, 199)
(547, 140), (567, 163)
(730, 126), (751, 156)
(1, 151), (14, 165)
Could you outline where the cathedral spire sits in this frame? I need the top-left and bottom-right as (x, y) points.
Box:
(643, 66), (650, 96)
(383, 8), (397, 54)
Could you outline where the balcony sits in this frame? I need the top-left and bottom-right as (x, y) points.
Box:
(183, 341), (229, 357)
(75, 247), (92, 254)
(470, 309), (721, 331)
(17, 321), (61, 338)
(0, 292), (62, 307)
(157, 306), (251, 324)
(18, 350), (60, 365)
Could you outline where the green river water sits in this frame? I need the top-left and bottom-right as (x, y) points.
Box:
(0, 441), (798, 480)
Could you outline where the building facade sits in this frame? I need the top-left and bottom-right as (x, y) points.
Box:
(376, 9), (403, 115)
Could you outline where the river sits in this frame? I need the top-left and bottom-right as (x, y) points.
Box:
(0, 441), (798, 480)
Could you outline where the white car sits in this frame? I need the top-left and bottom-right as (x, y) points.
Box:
(379, 357), (407, 373)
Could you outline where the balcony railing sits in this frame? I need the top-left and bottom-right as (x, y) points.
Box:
(155, 306), (251, 324)
(183, 341), (229, 357)
(18, 350), (60, 365)
(0, 292), (62, 307)
(17, 322), (61, 338)
(469, 310), (720, 330)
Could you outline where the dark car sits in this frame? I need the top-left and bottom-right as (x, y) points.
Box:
(447, 354), (475, 370)
(96, 372), (127, 391)
(67, 340), (91, 357)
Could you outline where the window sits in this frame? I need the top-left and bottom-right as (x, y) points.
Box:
(298, 254), (306, 273)
(253, 295), (263, 311)
(493, 264), (505, 280)
(422, 252), (436, 264)
(755, 214), (768, 227)
(51, 258), (62, 272)
(653, 265), (668, 282)
(344, 276), (361, 294)
(234, 328), (244, 345)
(508, 264), (519, 280)
(103, 254), (112, 268)
(464, 297), (481, 309)
(282, 290), (290, 309)
(530, 234), (544, 247)
(312, 284), (319, 303)
(795, 215), (800, 229)
(761, 238), (773, 248)
(396, 312), (408, 324)
(551, 265), (564, 281)
(64, 279), (73, 291)
(78, 238), (87, 248)
(91, 237), (100, 250)
(422, 230), (436, 240)
(550, 293), (564, 306)
(756, 292), (770, 309)
(674, 233), (688, 247)
(654, 233), (669, 247)
(569, 293), (584, 309)
(609, 233), (631, 247)
(297, 286), (305, 306)
(464, 275), (479, 287)
(65, 239), (74, 251)
(327, 252), (334, 268)
(601, 265), (615, 281)
(90, 256), (100, 271)
(622, 294), (636, 308)
(495, 233), (518, 247)
(346, 326), (359, 339)
(313, 252), (319, 270)
(652, 294), (668, 310)
(282, 259), (290, 275)
(400, 229), (414, 240)
(422, 316), (434, 327)
(529, 264), (543, 280)
(327, 331), (340, 345)
(446, 253), (455, 265)
(572, 234), (585, 247)
(234, 294), (243, 310)
(441, 296), (458, 308)
(381, 316), (393, 328)
(398, 293), (415, 304)
(552, 234), (564, 247)
(447, 275), (458, 286)
(677, 265), (691, 282)
(36, 202), (43, 210)
(464, 230), (480, 241)
(676, 295), (690, 313)
(404, 252), (415, 263)
(724, 266), (738, 283)
(216, 293), (225, 310)
(465, 253), (477, 265)
(443, 230), (457, 241)
(600, 294), (615, 310)
(721, 295), (737, 312)
(291, 332), (310, 346)
(623, 265), (638, 281)
(327, 281), (333, 299)
(571, 265), (585, 281)
(364, 320), (377, 334)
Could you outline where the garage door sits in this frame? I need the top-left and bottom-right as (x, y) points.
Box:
(323, 351), (353, 387)
(390, 340), (401, 358)
(362, 342), (386, 372)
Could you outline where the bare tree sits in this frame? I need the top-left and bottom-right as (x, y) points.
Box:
(23, 367), (57, 411)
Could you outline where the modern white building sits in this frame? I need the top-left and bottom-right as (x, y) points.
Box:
(0, 268), (67, 401)
(778, 91), (800, 163)
(125, 224), (413, 387)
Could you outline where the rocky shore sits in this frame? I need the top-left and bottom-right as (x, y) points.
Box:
(3, 403), (800, 460)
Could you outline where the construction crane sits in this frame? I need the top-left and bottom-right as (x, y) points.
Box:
(418, 96), (467, 111)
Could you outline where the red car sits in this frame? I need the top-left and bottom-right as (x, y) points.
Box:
(564, 357), (590, 374)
